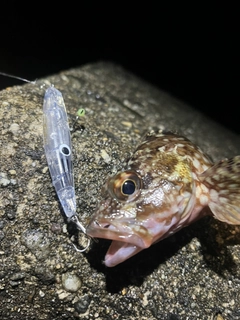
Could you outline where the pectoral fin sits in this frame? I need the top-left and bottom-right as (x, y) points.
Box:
(200, 156), (240, 224)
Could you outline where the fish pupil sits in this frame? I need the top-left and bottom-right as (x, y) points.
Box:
(122, 180), (136, 195)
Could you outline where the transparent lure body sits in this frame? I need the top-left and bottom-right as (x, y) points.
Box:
(43, 86), (76, 219)
(0, 72), (90, 250)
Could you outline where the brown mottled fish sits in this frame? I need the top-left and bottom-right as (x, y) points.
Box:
(86, 130), (240, 267)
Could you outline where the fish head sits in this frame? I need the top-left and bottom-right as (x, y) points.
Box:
(87, 132), (199, 267)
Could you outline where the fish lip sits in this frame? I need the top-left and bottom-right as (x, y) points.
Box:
(86, 220), (149, 249)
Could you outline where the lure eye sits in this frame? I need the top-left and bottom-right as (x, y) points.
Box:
(108, 170), (142, 202)
(59, 144), (71, 156)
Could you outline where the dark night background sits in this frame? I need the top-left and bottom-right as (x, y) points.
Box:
(0, 4), (238, 134)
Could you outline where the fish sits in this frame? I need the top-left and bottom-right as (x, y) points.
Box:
(86, 130), (240, 267)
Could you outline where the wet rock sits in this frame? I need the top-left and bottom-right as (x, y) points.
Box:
(9, 123), (20, 135)
(0, 230), (5, 241)
(6, 211), (16, 220)
(21, 229), (51, 260)
(61, 273), (82, 292)
(74, 295), (91, 313)
(34, 266), (55, 285)
(9, 272), (26, 281)
(51, 222), (62, 234)
(0, 172), (10, 186)
(9, 280), (20, 287)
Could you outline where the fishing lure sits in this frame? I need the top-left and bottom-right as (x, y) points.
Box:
(43, 87), (89, 241)
(86, 130), (240, 267)
(0, 71), (90, 251)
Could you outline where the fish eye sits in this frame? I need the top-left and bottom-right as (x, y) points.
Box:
(122, 179), (136, 195)
(108, 170), (142, 202)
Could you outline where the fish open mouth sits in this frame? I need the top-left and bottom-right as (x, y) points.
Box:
(87, 219), (149, 247)
(86, 220), (150, 267)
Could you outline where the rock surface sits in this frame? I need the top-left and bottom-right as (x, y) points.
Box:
(0, 62), (240, 319)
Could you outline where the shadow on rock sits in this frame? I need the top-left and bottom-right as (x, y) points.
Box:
(197, 217), (240, 278)
(86, 225), (195, 293)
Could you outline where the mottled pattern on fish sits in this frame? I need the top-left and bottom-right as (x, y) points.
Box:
(86, 130), (240, 267)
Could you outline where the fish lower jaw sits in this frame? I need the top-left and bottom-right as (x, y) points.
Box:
(104, 241), (143, 267)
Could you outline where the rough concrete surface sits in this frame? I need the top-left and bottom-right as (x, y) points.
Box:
(0, 62), (240, 320)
